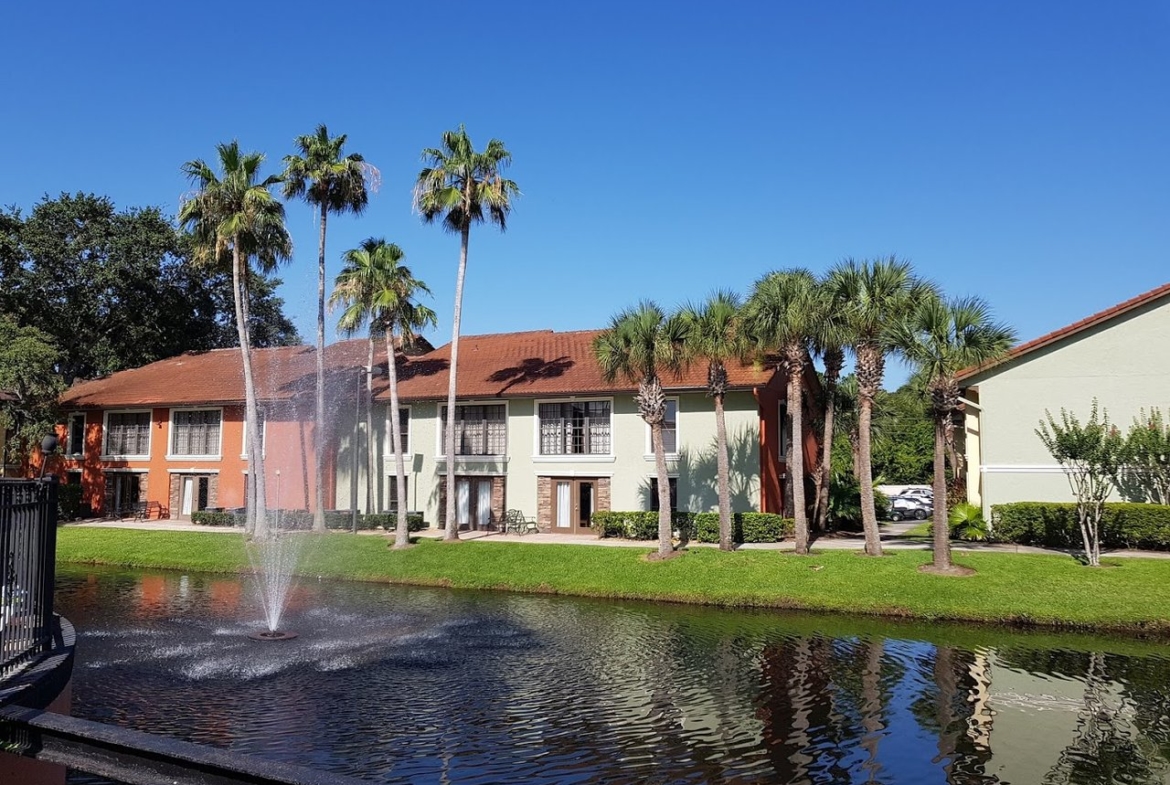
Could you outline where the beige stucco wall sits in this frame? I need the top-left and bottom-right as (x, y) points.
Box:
(964, 298), (1170, 514)
(336, 390), (762, 526)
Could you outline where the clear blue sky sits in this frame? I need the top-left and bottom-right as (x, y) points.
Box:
(4, 1), (1168, 388)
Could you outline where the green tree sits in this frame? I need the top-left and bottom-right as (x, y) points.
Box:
(283, 125), (373, 533)
(206, 268), (301, 349)
(1036, 400), (1123, 567)
(679, 290), (743, 551)
(743, 269), (823, 555)
(413, 125), (519, 540)
(1117, 409), (1170, 504)
(811, 274), (851, 532)
(332, 238), (435, 550)
(893, 293), (1015, 572)
(0, 316), (63, 467)
(827, 256), (936, 556)
(9, 194), (228, 382)
(594, 302), (688, 559)
(179, 142), (292, 539)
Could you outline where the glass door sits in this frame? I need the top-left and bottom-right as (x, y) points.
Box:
(552, 478), (599, 533)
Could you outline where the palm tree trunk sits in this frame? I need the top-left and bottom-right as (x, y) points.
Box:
(232, 241), (266, 539)
(788, 350), (809, 554)
(443, 225), (469, 541)
(858, 392), (882, 556)
(714, 391), (733, 551)
(366, 337), (375, 516)
(313, 205), (328, 532)
(652, 421), (673, 557)
(932, 407), (952, 570)
(816, 350), (842, 532)
(387, 330), (411, 549)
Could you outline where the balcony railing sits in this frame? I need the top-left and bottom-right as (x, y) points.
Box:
(0, 478), (58, 680)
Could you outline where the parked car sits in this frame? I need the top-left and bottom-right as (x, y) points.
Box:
(900, 487), (934, 502)
(887, 495), (932, 521)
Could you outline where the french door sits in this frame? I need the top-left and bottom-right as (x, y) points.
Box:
(552, 478), (597, 534)
(455, 477), (494, 530)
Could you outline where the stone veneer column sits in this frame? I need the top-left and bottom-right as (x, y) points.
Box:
(490, 476), (506, 527)
(169, 476), (180, 518)
(597, 477), (611, 513)
(536, 476), (551, 531)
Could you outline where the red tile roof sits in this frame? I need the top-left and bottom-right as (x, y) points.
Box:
(385, 329), (775, 402)
(59, 340), (384, 408)
(957, 281), (1170, 384)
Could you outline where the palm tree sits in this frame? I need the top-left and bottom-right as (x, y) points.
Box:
(811, 276), (851, 532)
(893, 293), (1014, 572)
(179, 142), (291, 539)
(679, 290), (743, 551)
(283, 125), (372, 532)
(332, 238), (436, 550)
(594, 302), (688, 559)
(827, 257), (936, 556)
(413, 125), (519, 541)
(742, 269), (823, 555)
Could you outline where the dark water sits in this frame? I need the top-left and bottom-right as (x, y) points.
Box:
(55, 566), (1170, 784)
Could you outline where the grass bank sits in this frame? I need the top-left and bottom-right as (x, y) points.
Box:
(55, 528), (1170, 635)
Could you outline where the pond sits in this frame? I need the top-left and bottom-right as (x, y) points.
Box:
(55, 566), (1170, 784)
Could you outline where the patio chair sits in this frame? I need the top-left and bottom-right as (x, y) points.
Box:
(504, 509), (537, 535)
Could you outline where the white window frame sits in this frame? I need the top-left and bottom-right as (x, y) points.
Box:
(384, 405), (412, 458)
(533, 397), (615, 461)
(66, 412), (86, 457)
(100, 409), (153, 460)
(167, 406), (224, 461)
(240, 416), (268, 459)
(437, 401), (509, 458)
(644, 397), (679, 459)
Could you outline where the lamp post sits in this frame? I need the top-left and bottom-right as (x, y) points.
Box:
(39, 434), (58, 480)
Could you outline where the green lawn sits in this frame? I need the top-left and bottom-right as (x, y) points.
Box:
(55, 528), (1170, 635)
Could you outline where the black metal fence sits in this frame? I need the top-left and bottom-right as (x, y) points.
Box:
(0, 477), (58, 680)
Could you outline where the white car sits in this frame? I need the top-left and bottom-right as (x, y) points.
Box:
(887, 495), (932, 521)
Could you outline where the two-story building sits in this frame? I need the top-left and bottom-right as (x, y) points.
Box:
(335, 329), (817, 532)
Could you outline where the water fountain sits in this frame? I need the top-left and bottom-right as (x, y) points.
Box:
(243, 511), (307, 641)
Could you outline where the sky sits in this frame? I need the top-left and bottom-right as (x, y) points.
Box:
(3, 1), (1168, 389)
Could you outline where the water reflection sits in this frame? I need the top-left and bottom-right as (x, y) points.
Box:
(55, 567), (1170, 784)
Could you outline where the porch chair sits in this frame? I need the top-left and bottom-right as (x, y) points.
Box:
(504, 509), (537, 535)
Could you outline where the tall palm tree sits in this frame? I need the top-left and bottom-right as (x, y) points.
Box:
(811, 276), (851, 532)
(332, 238), (436, 550)
(594, 302), (688, 559)
(283, 125), (372, 532)
(893, 293), (1014, 572)
(827, 257), (936, 556)
(179, 142), (291, 539)
(679, 290), (743, 551)
(413, 125), (519, 541)
(742, 269), (823, 555)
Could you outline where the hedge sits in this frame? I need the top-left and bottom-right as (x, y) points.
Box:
(57, 483), (84, 522)
(591, 511), (793, 544)
(991, 502), (1170, 550)
(191, 509), (425, 532)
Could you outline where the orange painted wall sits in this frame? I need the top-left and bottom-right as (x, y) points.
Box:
(48, 404), (326, 517)
(756, 370), (821, 516)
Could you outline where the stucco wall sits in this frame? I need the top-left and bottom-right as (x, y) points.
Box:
(965, 298), (1170, 512)
(339, 390), (763, 527)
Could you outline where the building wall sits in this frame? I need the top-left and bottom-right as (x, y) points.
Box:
(964, 298), (1170, 513)
(336, 390), (767, 529)
(53, 403), (321, 517)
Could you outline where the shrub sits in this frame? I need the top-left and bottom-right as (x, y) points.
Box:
(593, 511), (792, 544)
(991, 502), (1170, 550)
(948, 502), (988, 541)
(57, 483), (83, 521)
(191, 510), (240, 527)
(364, 512), (426, 532)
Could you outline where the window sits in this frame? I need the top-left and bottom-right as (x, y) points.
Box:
(646, 398), (678, 455)
(649, 477), (678, 512)
(104, 412), (151, 456)
(67, 413), (86, 456)
(441, 404), (506, 456)
(386, 408), (410, 454)
(539, 401), (611, 455)
(387, 479), (407, 512)
(171, 409), (222, 456)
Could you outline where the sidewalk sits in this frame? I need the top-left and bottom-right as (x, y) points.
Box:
(64, 518), (1170, 559)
